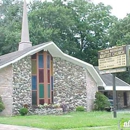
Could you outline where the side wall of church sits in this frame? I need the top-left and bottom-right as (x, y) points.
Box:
(53, 57), (97, 111)
(0, 65), (13, 116)
(12, 56), (32, 115)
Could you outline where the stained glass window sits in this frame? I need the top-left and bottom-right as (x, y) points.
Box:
(39, 69), (44, 83)
(51, 76), (53, 90)
(39, 99), (44, 105)
(38, 55), (43, 68)
(32, 54), (36, 59)
(48, 70), (50, 83)
(32, 76), (37, 90)
(48, 84), (50, 98)
(32, 52), (53, 105)
(32, 91), (37, 105)
(32, 60), (37, 74)
(39, 84), (44, 98)
(47, 55), (50, 68)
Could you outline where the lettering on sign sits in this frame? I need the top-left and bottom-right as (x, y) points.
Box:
(98, 46), (128, 70)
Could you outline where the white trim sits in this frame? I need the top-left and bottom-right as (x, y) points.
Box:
(104, 86), (130, 91)
(0, 41), (105, 86)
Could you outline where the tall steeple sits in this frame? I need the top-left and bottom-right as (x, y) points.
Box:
(18, 0), (32, 51)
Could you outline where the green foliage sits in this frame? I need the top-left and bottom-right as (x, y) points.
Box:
(76, 106), (85, 112)
(0, 111), (129, 129)
(0, 0), (116, 66)
(0, 96), (5, 112)
(19, 107), (28, 116)
(94, 92), (110, 111)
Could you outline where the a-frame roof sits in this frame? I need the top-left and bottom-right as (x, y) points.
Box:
(0, 41), (105, 87)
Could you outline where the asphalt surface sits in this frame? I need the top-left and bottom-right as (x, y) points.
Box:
(0, 124), (44, 130)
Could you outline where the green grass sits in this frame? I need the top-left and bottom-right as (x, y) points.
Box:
(0, 111), (130, 130)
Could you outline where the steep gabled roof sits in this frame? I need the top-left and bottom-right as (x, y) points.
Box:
(0, 41), (105, 87)
(95, 66), (130, 91)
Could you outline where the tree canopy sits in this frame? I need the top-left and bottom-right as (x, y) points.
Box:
(0, 0), (116, 66)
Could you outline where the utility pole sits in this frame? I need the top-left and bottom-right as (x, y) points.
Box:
(113, 73), (117, 118)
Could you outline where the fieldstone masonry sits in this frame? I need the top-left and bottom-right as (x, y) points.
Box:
(86, 71), (97, 111)
(53, 57), (97, 111)
(12, 56), (32, 115)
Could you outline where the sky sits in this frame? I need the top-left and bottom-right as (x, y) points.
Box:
(26, 0), (130, 19)
(93, 0), (130, 19)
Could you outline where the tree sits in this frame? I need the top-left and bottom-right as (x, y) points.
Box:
(0, 0), (116, 67)
(108, 14), (130, 84)
(0, 0), (22, 55)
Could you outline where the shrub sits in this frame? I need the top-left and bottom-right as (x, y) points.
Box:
(19, 107), (28, 116)
(0, 96), (5, 112)
(76, 106), (85, 112)
(94, 92), (110, 111)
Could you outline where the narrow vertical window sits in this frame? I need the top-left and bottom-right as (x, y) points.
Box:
(32, 91), (37, 105)
(48, 70), (50, 83)
(47, 55), (50, 68)
(48, 84), (50, 98)
(38, 55), (43, 68)
(39, 84), (44, 98)
(32, 76), (37, 90)
(39, 69), (44, 83)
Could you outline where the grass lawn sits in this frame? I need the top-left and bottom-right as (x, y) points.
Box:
(0, 111), (130, 130)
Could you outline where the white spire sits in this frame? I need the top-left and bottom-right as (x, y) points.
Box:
(18, 0), (32, 51)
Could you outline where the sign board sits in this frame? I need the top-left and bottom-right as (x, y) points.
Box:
(99, 67), (126, 74)
(98, 45), (130, 73)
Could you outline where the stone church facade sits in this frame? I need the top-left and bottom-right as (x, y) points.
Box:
(0, 0), (105, 116)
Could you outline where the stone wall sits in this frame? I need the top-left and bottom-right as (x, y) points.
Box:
(12, 56), (32, 115)
(53, 57), (97, 111)
(104, 91), (130, 109)
(86, 71), (97, 111)
(0, 65), (13, 116)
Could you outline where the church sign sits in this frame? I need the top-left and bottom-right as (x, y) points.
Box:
(98, 45), (130, 73)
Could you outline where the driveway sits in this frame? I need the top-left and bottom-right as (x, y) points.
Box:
(0, 124), (45, 130)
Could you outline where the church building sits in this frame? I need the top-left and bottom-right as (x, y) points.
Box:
(0, 0), (105, 116)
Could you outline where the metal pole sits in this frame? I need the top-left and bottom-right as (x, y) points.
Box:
(113, 73), (117, 118)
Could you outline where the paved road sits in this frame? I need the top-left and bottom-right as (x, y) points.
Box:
(0, 124), (45, 130)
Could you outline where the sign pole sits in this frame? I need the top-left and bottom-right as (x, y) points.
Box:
(113, 73), (117, 118)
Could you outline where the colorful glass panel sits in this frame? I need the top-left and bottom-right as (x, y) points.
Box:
(47, 55), (50, 68)
(39, 69), (44, 83)
(51, 61), (53, 76)
(32, 54), (36, 59)
(39, 84), (44, 98)
(51, 91), (53, 103)
(32, 76), (37, 90)
(38, 55), (43, 68)
(39, 99), (44, 105)
(32, 60), (37, 74)
(48, 84), (50, 98)
(48, 70), (50, 83)
(32, 91), (37, 105)
(51, 76), (53, 90)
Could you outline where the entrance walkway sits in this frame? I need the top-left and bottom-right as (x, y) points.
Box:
(0, 124), (44, 130)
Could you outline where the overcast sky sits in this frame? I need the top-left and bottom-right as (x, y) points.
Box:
(26, 0), (130, 19)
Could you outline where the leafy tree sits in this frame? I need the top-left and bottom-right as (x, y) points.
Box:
(0, 0), (116, 67)
(108, 14), (130, 84)
(0, 0), (22, 55)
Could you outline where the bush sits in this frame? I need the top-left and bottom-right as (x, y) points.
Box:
(0, 96), (5, 112)
(76, 106), (85, 112)
(19, 108), (28, 116)
(94, 92), (110, 111)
